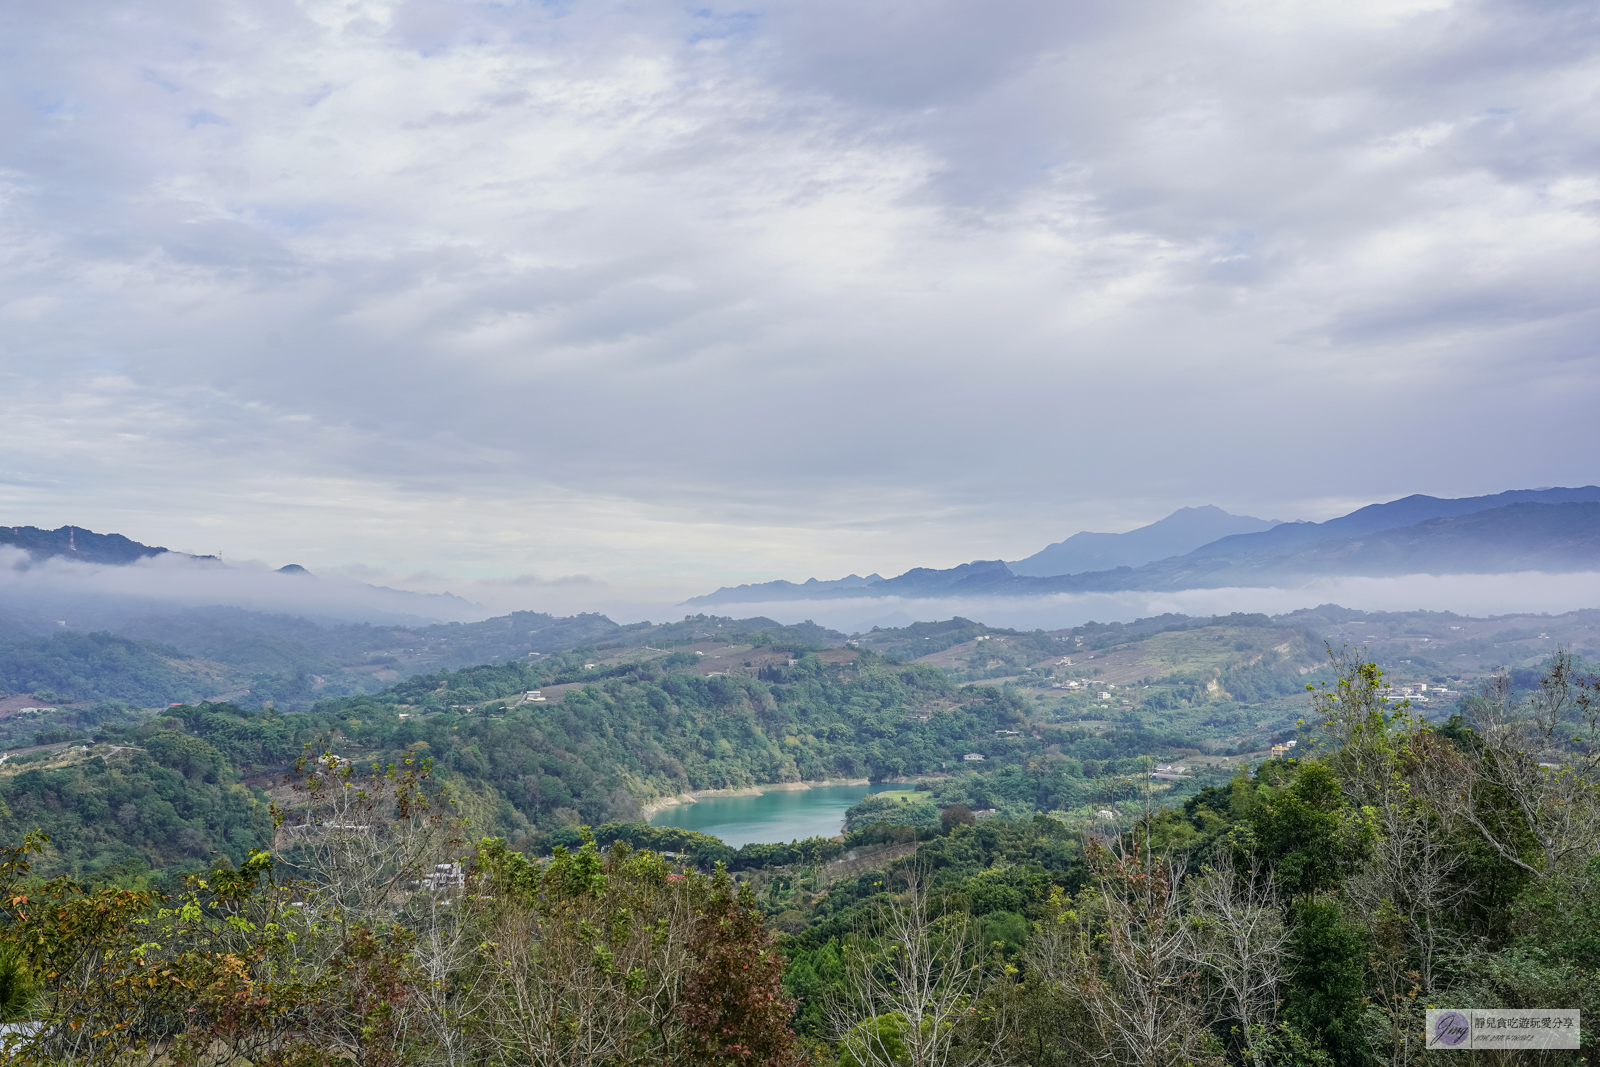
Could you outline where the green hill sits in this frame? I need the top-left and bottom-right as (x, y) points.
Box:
(0, 524), (176, 565)
(15, 602), (1598, 890)
(0, 631), (233, 706)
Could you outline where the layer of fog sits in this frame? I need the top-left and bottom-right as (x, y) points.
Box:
(0, 549), (491, 632)
(687, 572), (1600, 634)
(8, 550), (1600, 644)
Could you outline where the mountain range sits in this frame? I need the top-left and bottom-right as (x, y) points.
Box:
(3, 492), (1600, 710)
(686, 486), (1600, 604)
(1008, 505), (1283, 576)
(13, 486), (1600, 621)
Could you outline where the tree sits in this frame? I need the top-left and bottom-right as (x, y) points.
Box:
(0, 833), (337, 1067)
(470, 834), (803, 1067)
(830, 872), (989, 1067)
(1027, 841), (1218, 1067)
(1449, 651), (1600, 878)
(677, 870), (799, 1066)
(1282, 901), (1369, 1067)
(1183, 850), (1290, 1065)
(939, 806), (975, 835)
(272, 750), (466, 928)
(1307, 650), (1470, 995)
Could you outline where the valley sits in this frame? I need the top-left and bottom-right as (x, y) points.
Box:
(2, 595), (1592, 892)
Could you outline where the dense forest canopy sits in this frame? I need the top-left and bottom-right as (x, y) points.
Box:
(2, 645), (1174, 883)
(3, 618), (1583, 889)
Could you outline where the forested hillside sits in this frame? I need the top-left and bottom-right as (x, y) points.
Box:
(774, 652), (1600, 1063)
(0, 609), (1522, 889)
(0, 630), (1252, 885)
(0, 630), (234, 705)
(0, 648), (1031, 879)
(7, 605), (1596, 897)
(0, 607), (845, 711)
(0, 651), (1595, 1067)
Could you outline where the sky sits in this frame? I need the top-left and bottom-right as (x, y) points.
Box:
(3, 0), (1598, 609)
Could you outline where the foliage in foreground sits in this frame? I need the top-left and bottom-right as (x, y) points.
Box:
(0, 752), (809, 1067)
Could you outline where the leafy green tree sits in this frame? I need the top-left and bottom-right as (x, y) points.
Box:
(1244, 761), (1365, 900)
(1283, 901), (1370, 1067)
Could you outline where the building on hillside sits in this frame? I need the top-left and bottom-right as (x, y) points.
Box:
(422, 862), (465, 891)
(963, 753), (986, 762)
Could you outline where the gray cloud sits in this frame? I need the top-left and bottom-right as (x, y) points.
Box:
(1, 0), (1597, 594)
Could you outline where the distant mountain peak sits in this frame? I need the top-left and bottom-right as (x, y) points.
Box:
(1010, 506), (1283, 577)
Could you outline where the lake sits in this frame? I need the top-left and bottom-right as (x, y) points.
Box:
(648, 783), (897, 847)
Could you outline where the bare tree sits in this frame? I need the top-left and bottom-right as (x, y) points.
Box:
(1343, 727), (1472, 997)
(1452, 651), (1600, 878)
(408, 889), (494, 1067)
(271, 750), (469, 1065)
(830, 871), (989, 1067)
(274, 751), (466, 928)
(1028, 841), (1217, 1067)
(1183, 850), (1290, 1062)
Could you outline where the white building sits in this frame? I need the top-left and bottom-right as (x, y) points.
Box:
(963, 753), (986, 762)
(422, 862), (465, 891)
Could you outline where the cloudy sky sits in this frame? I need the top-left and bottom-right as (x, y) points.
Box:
(2, 0), (1597, 605)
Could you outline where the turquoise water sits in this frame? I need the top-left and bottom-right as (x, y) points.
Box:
(648, 784), (897, 848)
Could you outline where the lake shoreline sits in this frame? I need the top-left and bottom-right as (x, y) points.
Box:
(640, 777), (872, 820)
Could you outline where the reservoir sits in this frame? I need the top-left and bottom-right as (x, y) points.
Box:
(648, 783), (898, 848)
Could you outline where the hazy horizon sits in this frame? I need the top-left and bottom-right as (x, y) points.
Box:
(8, 538), (1600, 638)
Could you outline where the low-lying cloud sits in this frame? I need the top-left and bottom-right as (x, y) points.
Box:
(688, 572), (1600, 634)
(5, 548), (1598, 644)
(0, 549), (490, 630)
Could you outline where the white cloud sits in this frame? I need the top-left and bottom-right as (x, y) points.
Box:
(693, 571), (1600, 634)
(1, 0), (1597, 591)
(0, 548), (486, 625)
